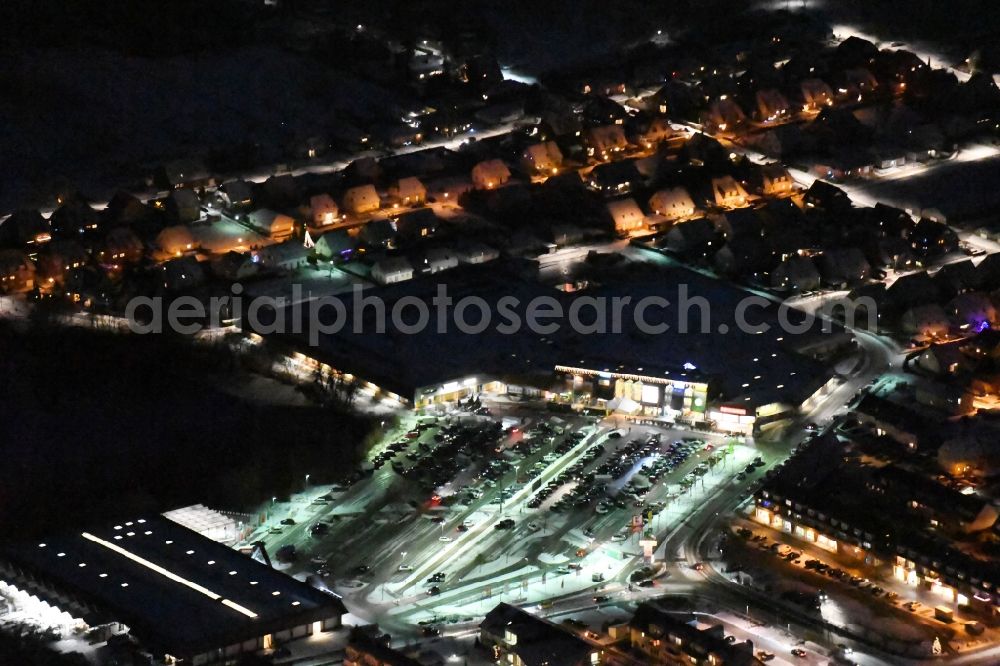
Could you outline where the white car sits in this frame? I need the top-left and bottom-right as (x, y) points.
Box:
(438, 536), (453, 542)
(398, 564), (414, 572)
(527, 522), (541, 532)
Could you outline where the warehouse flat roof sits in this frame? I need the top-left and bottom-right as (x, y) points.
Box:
(267, 261), (835, 408)
(2, 517), (345, 658)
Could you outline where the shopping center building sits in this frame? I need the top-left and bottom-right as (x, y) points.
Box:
(0, 516), (347, 664)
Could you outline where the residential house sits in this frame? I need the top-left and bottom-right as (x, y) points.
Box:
(315, 229), (358, 261)
(681, 133), (730, 168)
(804, 180), (852, 213)
(745, 124), (810, 160)
(168, 188), (202, 223)
(102, 191), (149, 229)
(915, 341), (968, 376)
(263, 173), (299, 209)
(710, 176), (750, 209)
(587, 161), (641, 196)
(902, 303), (951, 339)
(344, 637), (421, 666)
(371, 257), (414, 285)
(843, 68), (879, 98)
(873, 237), (916, 271)
(800, 78), (835, 110)
(346, 157), (381, 184)
(255, 241), (310, 271)
(772, 256), (821, 292)
(0, 250), (36, 293)
(909, 219), (958, 259)
(359, 219), (397, 250)
(480, 603), (602, 666)
(417, 248), (459, 274)
(475, 101), (525, 127)
(834, 36), (879, 70)
(883, 270), (940, 314)
(934, 259), (979, 300)
(870, 203), (915, 238)
(388, 177), (427, 206)
(455, 242), (499, 265)
(49, 196), (99, 238)
(211, 251), (259, 281)
(97, 227), (145, 267)
(393, 208), (437, 242)
(583, 125), (628, 158)
(649, 188), (697, 221)
(628, 603), (760, 666)
(0, 209), (51, 248)
(310, 194), (340, 227)
(62, 266), (110, 309)
(343, 185), (382, 215)
(372, 123), (423, 150)
(759, 164), (794, 197)
(424, 176), (473, 204)
(606, 199), (646, 236)
(220, 180), (254, 210)
(36, 240), (88, 286)
(948, 292), (997, 331)
(471, 160), (512, 190)
(664, 218), (718, 257)
(714, 209), (762, 241)
(248, 209), (296, 242)
(649, 81), (699, 122)
(160, 256), (205, 292)
(715, 236), (773, 276)
(156, 225), (197, 257)
(161, 158), (213, 190)
(583, 95), (629, 125)
(703, 97), (747, 133)
(463, 54), (504, 91)
(521, 142), (564, 175)
(633, 116), (676, 148)
(817, 248), (871, 287)
(755, 89), (791, 122)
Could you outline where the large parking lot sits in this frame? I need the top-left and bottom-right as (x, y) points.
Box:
(242, 405), (764, 636)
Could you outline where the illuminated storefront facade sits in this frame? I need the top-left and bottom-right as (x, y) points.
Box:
(554, 365), (708, 420)
(708, 404), (757, 435)
(414, 376), (507, 408)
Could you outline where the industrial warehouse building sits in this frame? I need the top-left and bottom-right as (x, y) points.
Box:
(259, 262), (849, 435)
(0, 517), (346, 665)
